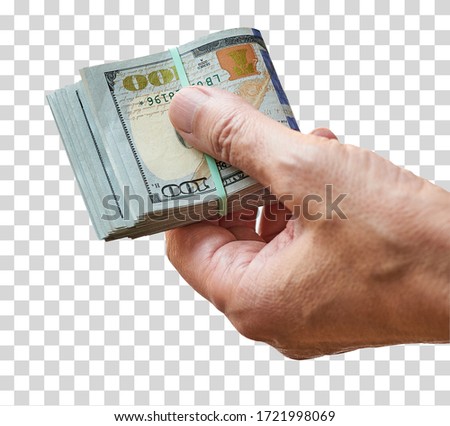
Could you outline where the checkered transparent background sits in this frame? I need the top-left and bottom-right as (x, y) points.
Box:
(1, 0), (449, 406)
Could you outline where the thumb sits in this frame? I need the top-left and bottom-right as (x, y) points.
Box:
(168, 86), (311, 196)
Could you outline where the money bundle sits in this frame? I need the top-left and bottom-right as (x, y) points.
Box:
(47, 28), (299, 240)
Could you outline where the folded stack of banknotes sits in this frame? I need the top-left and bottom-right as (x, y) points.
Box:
(48, 28), (299, 240)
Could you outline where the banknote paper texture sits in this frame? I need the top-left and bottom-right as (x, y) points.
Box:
(47, 28), (299, 240)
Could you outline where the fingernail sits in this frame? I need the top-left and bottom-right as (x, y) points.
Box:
(168, 87), (211, 133)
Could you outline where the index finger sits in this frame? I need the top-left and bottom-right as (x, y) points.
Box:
(165, 222), (265, 313)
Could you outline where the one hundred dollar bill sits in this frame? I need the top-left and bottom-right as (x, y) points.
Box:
(47, 28), (299, 240)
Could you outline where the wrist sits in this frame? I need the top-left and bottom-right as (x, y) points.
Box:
(404, 184), (450, 343)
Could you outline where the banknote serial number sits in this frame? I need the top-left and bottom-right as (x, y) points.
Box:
(145, 91), (179, 106)
(194, 74), (221, 86)
(144, 74), (222, 106)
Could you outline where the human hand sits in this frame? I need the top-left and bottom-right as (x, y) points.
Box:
(166, 86), (450, 359)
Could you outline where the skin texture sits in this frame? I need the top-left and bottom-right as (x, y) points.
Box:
(165, 86), (450, 360)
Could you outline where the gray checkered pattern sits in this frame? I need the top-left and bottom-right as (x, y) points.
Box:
(1, 0), (449, 406)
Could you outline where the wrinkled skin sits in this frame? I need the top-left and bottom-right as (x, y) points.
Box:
(165, 86), (450, 360)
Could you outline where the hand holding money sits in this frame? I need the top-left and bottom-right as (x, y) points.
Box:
(167, 86), (450, 359)
(48, 28), (298, 240)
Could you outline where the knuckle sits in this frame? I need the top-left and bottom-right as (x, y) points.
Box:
(232, 317), (261, 341)
(270, 144), (315, 197)
(326, 137), (342, 148)
(276, 346), (334, 360)
(228, 306), (274, 343)
(208, 106), (248, 163)
(165, 242), (175, 266)
(164, 231), (178, 265)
